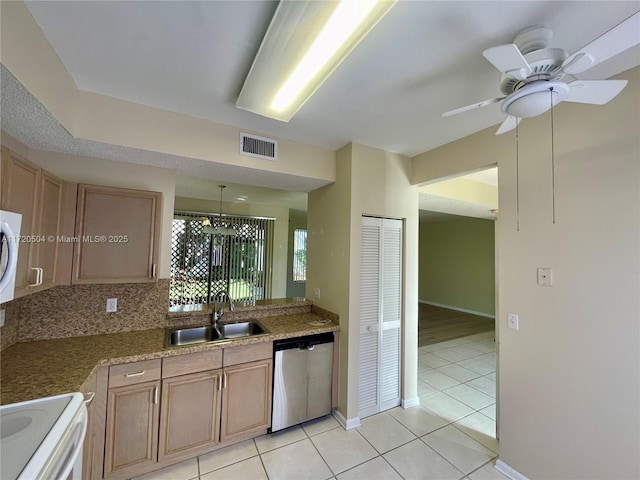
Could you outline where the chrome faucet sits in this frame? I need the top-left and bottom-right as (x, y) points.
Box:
(212, 289), (234, 323)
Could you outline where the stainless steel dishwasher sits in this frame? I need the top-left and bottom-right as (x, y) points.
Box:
(271, 332), (334, 432)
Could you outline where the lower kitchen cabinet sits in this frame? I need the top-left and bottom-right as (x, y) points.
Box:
(158, 370), (222, 461)
(99, 344), (272, 479)
(104, 381), (160, 477)
(220, 359), (272, 443)
(104, 359), (162, 478)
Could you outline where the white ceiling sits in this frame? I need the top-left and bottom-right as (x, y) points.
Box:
(3, 1), (639, 214)
(22, 1), (640, 157)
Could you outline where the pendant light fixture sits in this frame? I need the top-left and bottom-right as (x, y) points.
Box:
(203, 185), (236, 237)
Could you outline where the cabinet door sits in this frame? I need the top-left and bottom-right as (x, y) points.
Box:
(34, 170), (64, 290)
(81, 372), (98, 480)
(159, 370), (222, 461)
(73, 184), (162, 283)
(1, 149), (40, 293)
(104, 380), (160, 477)
(220, 359), (272, 443)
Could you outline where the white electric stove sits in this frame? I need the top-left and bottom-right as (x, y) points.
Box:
(0, 392), (87, 480)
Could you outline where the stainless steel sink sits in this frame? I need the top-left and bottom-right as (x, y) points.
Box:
(167, 325), (221, 346)
(217, 320), (266, 338)
(165, 320), (268, 347)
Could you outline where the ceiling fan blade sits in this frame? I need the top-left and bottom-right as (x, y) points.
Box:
(483, 44), (533, 80)
(495, 115), (521, 135)
(562, 11), (640, 74)
(442, 97), (505, 117)
(565, 80), (628, 104)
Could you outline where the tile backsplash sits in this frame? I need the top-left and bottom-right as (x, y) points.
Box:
(0, 300), (21, 351)
(3, 280), (170, 346)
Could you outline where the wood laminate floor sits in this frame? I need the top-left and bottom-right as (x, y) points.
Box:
(418, 303), (495, 347)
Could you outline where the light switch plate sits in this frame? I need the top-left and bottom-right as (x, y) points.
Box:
(508, 313), (519, 330)
(313, 288), (321, 299)
(0, 309), (5, 327)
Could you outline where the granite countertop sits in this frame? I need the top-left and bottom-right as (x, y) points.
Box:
(0, 312), (338, 405)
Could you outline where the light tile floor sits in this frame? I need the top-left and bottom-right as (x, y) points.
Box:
(133, 331), (508, 480)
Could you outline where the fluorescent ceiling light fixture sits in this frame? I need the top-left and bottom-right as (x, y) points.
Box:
(237, 0), (396, 122)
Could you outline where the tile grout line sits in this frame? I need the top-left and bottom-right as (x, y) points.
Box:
(302, 423), (339, 479)
(416, 420), (498, 476)
(466, 458), (501, 478)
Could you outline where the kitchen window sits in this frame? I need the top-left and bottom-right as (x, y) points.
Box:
(170, 212), (274, 306)
(293, 228), (307, 282)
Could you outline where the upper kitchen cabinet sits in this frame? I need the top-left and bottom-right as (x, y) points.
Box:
(73, 184), (162, 284)
(1, 147), (66, 296)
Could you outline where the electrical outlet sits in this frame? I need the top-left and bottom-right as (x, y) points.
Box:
(0, 309), (5, 327)
(313, 288), (321, 299)
(508, 313), (519, 330)
(537, 268), (553, 286)
(106, 298), (118, 313)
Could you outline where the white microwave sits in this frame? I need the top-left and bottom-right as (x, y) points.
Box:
(0, 210), (22, 304)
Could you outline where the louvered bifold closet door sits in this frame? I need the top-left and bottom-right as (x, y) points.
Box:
(358, 217), (403, 419)
(358, 217), (381, 418)
(380, 219), (402, 411)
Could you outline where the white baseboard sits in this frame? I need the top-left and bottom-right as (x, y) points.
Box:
(495, 460), (529, 480)
(419, 300), (495, 319)
(332, 408), (360, 430)
(402, 397), (420, 408)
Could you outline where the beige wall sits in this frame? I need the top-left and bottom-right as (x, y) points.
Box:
(416, 67), (640, 478)
(174, 197), (289, 299)
(307, 144), (353, 415)
(421, 177), (498, 207)
(412, 130), (510, 186)
(419, 215), (495, 316)
(307, 142), (419, 422)
(1, 2), (336, 185)
(497, 67), (639, 479)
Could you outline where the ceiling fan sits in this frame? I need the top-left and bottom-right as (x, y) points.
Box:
(442, 12), (640, 134)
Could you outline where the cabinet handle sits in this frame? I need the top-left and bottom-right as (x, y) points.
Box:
(153, 386), (158, 404)
(28, 267), (43, 287)
(217, 375), (222, 391)
(83, 391), (95, 406)
(151, 263), (157, 278)
(223, 373), (227, 390)
(125, 371), (145, 377)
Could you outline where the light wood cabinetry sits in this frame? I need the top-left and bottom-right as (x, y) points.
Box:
(73, 184), (162, 284)
(159, 350), (223, 462)
(104, 361), (161, 478)
(220, 359), (272, 442)
(99, 344), (272, 479)
(84, 367), (108, 480)
(82, 372), (97, 480)
(159, 370), (222, 460)
(1, 147), (65, 296)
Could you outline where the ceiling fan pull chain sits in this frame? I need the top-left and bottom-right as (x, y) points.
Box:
(550, 87), (556, 224)
(516, 119), (520, 232)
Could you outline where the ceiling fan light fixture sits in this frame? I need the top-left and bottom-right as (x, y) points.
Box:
(236, 0), (396, 122)
(502, 81), (569, 118)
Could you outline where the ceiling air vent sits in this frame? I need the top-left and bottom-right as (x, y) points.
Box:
(239, 133), (278, 161)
